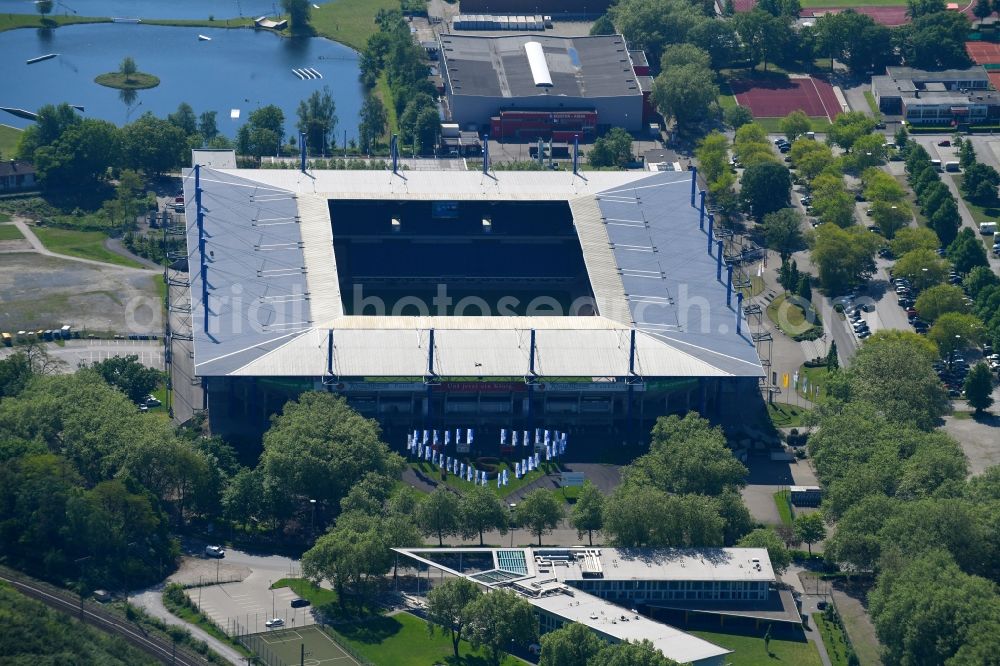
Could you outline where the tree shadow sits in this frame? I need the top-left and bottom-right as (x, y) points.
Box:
(972, 411), (1000, 427)
(333, 614), (403, 644)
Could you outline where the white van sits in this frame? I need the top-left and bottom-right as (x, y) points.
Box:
(931, 159), (942, 170)
(980, 222), (997, 235)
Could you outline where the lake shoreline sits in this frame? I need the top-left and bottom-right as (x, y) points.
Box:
(0, 13), (361, 54)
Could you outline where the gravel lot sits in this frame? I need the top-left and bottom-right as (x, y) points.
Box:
(0, 252), (162, 334)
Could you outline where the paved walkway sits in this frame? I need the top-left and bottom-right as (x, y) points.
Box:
(130, 586), (244, 665)
(8, 217), (158, 273)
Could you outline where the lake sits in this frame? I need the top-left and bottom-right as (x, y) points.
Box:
(0, 0), (330, 20)
(0, 23), (363, 141)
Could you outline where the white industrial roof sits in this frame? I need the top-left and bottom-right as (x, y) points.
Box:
(531, 593), (731, 665)
(394, 546), (767, 665)
(183, 167), (763, 379)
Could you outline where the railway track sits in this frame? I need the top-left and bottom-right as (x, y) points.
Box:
(0, 573), (213, 666)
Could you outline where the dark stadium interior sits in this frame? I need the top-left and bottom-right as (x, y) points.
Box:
(329, 200), (597, 316)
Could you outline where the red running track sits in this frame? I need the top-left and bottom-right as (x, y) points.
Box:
(731, 76), (842, 121)
(799, 6), (909, 25)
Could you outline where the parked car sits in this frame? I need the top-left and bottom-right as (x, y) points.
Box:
(858, 329), (871, 339)
(205, 545), (225, 558)
(145, 395), (161, 407)
(265, 618), (284, 628)
(938, 140), (951, 147)
(860, 303), (876, 312)
(290, 598), (311, 608)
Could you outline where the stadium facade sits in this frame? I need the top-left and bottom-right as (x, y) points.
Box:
(181, 166), (763, 444)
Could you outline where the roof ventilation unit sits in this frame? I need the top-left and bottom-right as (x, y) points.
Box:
(524, 41), (553, 88)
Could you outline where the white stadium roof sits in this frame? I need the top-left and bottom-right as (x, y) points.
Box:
(182, 167), (763, 380)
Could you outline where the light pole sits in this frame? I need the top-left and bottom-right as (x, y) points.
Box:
(310, 499), (317, 541)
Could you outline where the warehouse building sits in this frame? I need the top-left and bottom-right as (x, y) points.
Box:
(440, 33), (648, 136)
(394, 546), (784, 666)
(180, 165), (763, 445)
(871, 66), (1000, 125)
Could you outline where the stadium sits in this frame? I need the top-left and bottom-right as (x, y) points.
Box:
(180, 164), (763, 445)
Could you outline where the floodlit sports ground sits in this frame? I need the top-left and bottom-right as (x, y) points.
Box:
(241, 625), (359, 666)
(182, 167), (764, 444)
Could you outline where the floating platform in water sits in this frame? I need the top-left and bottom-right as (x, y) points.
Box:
(307, 67), (322, 79)
(254, 16), (288, 30)
(26, 53), (58, 65)
(0, 107), (38, 121)
(198, 34), (212, 41)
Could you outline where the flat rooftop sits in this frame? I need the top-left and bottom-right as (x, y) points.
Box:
(440, 33), (643, 98)
(395, 547), (778, 665)
(884, 66), (989, 82)
(182, 168), (763, 379)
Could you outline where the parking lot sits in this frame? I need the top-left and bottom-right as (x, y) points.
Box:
(168, 546), (316, 636)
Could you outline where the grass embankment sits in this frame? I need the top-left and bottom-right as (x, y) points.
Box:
(32, 227), (144, 268)
(311, 0), (398, 51)
(0, 124), (22, 159)
(162, 584), (251, 657)
(774, 489), (795, 526)
(0, 14), (109, 33)
(94, 72), (160, 90)
(271, 578), (337, 607)
(691, 629), (823, 666)
(797, 364), (831, 401)
(951, 174), (1000, 253)
(813, 612), (855, 666)
(767, 402), (810, 428)
(767, 293), (823, 340)
(863, 91), (880, 115)
(754, 116), (833, 134)
(141, 17), (255, 29)
(409, 460), (560, 499)
(0, 224), (24, 241)
(0, 581), (159, 665)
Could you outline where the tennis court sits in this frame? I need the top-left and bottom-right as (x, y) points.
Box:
(240, 624), (361, 666)
(967, 40), (1000, 64)
(731, 75), (842, 121)
(802, 6), (909, 25)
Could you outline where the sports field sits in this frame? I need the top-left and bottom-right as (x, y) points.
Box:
(242, 625), (359, 666)
(731, 76), (841, 122)
(967, 40), (1000, 64)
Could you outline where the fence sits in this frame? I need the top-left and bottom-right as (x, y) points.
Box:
(233, 620), (289, 666)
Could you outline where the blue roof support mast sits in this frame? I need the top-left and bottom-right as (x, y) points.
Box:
(391, 134), (399, 174)
(699, 190), (706, 230)
(690, 166), (697, 206)
(195, 164), (208, 335)
(299, 131), (307, 172)
(527, 328), (537, 431)
(483, 134), (490, 174)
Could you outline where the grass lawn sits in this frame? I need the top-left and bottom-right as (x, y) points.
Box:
(768, 402), (811, 428)
(142, 17), (255, 29)
(0, 212), (11, 223)
(951, 175), (1000, 253)
(767, 293), (823, 339)
(0, 14), (109, 33)
(739, 275), (765, 298)
(311, 0), (398, 51)
(691, 629), (823, 666)
(271, 578), (338, 607)
(0, 224), (23, 241)
(813, 613), (854, 666)
(754, 117), (832, 134)
(32, 227), (143, 268)
(863, 91), (880, 116)
(0, 124), (22, 159)
(333, 611), (521, 666)
(409, 459), (561, 500)
(718, 81), (738, 112)
(798, 364), (832, 401)
(773, 489), (795, 526)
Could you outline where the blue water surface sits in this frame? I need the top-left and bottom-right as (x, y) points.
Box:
(0, 23), (362, 140)
(0, 0), (329, 20)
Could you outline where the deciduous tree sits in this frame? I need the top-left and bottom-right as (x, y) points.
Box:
(737, 527), (791, 573)
(516, 489), (564, 546)
(464, 589), (538, 666)
(964, 362), (994, 413)
(426, 578), (481, 658)
(459, 485), (508, 546)
(539, 622), (605, 666)
(793, 512), (826, 555)
(570, 481), (605, 546)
